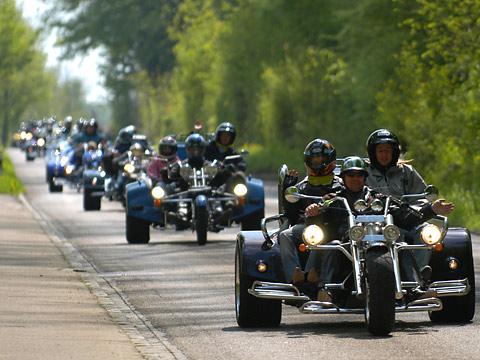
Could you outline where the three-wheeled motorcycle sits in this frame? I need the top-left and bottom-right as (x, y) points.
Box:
(235, 165), (474, 335)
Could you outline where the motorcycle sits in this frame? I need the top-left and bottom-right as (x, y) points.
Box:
(125, 154), (265, 245)
(104, 142), (151, 206)
(82, 146), (107, 211)
(235, 165), (474, 335)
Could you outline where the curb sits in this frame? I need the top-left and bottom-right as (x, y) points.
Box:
(19, 193), (188, 360)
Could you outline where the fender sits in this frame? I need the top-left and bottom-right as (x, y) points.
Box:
(195, 194), (208, 207)
(430, 227), (473, 281)
(126, 180), (162, 223)
(83, 169), (105, 189)
(232, 176), (265, 221)
(236, 231), (284, 282)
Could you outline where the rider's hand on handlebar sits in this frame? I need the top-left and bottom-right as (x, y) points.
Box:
(432, 199), (454, 215)
(305, 203), (321, 217)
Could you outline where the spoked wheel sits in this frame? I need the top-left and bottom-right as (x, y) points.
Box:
(235, 242), (281, 327)
(365, 248), (395, 336)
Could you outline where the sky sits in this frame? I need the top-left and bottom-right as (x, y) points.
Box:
(18, 0), (109, 103)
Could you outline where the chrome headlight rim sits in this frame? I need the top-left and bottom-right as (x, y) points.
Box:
(302, 224), (326, 246)
(383, 224), (401, 242)
(349, 225), (366, 242)
(151, 186), (165, 200)
(420, 223), (443, 245)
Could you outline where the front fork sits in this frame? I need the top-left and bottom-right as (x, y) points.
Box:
(352, 243), (404, 300)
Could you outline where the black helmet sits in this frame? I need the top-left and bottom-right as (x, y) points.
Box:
(185, 133), (207, 159)
(366, 129), (400, 169)
(118, 125), (136, 145)
(215, 122), (236, 146)
(340, 156), (369, 177)
(304, 139), (336, 175)
(158, 135), (178, 159)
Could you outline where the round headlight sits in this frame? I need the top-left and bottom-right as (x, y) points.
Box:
(26, 132), (33, 140)
(371, 198), (384, 213)
(302, 225), (326, 246)
(65, 165), (75, 175)
(233, 183), (248, 197)
(354, 199), (368, 212)
(151, 186), (165, 200)
(349, 225), (366, 242)
(124, 163), (135, 173)
(383, 224), (401, 242)
(20, 131), (27, 140)
(37, 138), (45, 147)
(420, 224), (443, 245)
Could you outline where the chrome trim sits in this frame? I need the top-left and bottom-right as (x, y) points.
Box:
(248, 281), (310, 301)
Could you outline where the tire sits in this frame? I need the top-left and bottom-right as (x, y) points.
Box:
(241, 209), (264, 231)
(48, 178), (63, 193)
(429, 254), (475, 323)
(83, 188), (101, 211)
(126, 214), (150, 244)
(195, 203), (208, 246)
(365, 248), (396, 336)
(235, 242), (281, 327)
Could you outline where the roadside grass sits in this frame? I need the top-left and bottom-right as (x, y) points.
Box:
(0, 149), (24, 195)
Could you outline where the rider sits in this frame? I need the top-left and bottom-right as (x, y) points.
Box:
(365, 129), (453, 275)
(278, 138), (343, 297)
(147, 136), (181, 184)
(71, 118), (105, 146)
(205, 122), (246, 192)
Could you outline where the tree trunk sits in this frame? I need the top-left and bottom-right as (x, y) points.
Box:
(2, 89), (9, 146)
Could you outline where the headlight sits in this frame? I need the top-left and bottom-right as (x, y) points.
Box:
(20, 131), (27, 140)
(233, 183), (248, 197)
(354, 199), (368, 212)
(371, 198), (384, 212)
(420, 224), (443, 245)
(349, 225), (366, 242)
(180, 166), (191, 180)
(383, 224), (401, 242)
(204, 165), (218, 177)
(151, 186), (165, 199)
(124, 163), (135, 173)
(26, 132), (33, 140)
(302, 225), (326, 246)
(65, 165), (75, 175)
(37, 138), (45, 147)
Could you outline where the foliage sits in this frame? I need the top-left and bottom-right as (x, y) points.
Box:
(0, 150), (24, 195)
(377, 0), (480, 228)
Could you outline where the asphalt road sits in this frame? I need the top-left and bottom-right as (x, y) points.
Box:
(10, 148), (480, 360)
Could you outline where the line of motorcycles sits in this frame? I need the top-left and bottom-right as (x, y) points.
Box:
(41, 134), (265, 246)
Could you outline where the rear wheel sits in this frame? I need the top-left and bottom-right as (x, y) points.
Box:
(365, 248), (395, 336)
(83, 188), (101, 211)
(195, 204), (208, 246)
(126, 214), (150, 244)
(241, 209), (264, 231)
(429, 254), (475, 323)
(235, 242), (281, 327)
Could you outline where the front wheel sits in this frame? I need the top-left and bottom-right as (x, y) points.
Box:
(365, 248), (396, 336)
(195, 204), (208, 246)
(235, 242), (281, 327)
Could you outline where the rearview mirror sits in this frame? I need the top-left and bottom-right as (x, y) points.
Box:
(284, 186), (300, 203)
